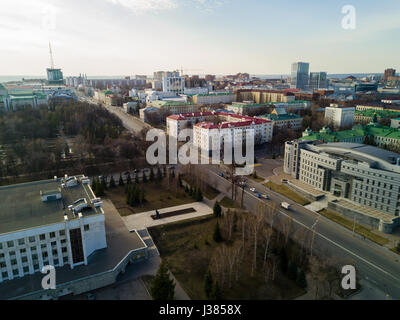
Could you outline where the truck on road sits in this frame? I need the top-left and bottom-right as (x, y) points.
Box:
(281, 202), (291, 210)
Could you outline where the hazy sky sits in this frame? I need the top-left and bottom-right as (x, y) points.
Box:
(1, 0), (399, 76)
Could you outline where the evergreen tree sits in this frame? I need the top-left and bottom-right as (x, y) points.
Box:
(135, 173), (139, 184)
(204, 270), (213, 299)
(213, 201), (222, 218)
(185, 185), (189, 193)
(119, 174), (124, 187)
(150, 168), (155, 182)
(150, 262), (175, 300)
(142, 172), (148, 183)
(126, 174), (132, 185)
(196, 188), (203, 202)
(213, 222), (223, 242)
(189, 186), (193, 196)
(296, 269), (307, 289)
(139, 187), (145, 204)
(91, 177), (97, 191)
(95, 180), (104, 197)
(178, 174), (183, 188)
(101, 176), (108, 190)
(210, 281), (222, 300)
(109, 176), (116, 188)
(157, 167), (162, 181)
(288, 261), (298, 281)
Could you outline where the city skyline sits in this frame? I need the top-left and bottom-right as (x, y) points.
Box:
(1, 0), (400, 76)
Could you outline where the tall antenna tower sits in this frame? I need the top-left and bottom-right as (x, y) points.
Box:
(49, 42), (55, 69)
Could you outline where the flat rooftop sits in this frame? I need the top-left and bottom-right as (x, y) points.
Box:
(0, 176), (101, 236)
(0, 200), (147, 300)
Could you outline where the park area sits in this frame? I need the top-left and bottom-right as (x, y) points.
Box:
(105, 183), (195, 216)
(148, 214), (307, 300)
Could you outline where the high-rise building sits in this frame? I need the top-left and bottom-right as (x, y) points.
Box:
(309, 72), (328, 90)
(290, 62), (309, 89)
(384, 68), (396, 81)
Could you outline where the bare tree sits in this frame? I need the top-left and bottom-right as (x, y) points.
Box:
(249, 213), (264, 277)
(263, 227), (274, 268)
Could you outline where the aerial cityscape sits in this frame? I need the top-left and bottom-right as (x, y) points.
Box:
(1, 0), (400, 310)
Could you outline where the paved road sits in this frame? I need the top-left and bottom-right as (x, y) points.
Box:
(202, 163), (400, 299)
(78, 95), (151, 134)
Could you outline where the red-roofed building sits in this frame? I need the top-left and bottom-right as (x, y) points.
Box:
(167, 111), (273, 154)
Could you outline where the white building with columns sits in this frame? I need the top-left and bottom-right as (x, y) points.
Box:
(0, 175), (107, 284)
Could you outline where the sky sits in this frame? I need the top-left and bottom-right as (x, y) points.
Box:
(0, 0), (399, 77)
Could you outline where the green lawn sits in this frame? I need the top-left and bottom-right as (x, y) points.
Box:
(319, 209), (389, 246)
(220, 196), (240, 209)
(264, 181), (311, 206)
(105, 183), (195, 216)
(203, 185), (220, 200)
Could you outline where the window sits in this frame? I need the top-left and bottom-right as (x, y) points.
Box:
(50, 232), (56, 238)
(59, 230), (66, 237)
(84, 225), (90, 232)
(21, 257), (28, 263)
(2, 272), (7, 278)
(39, 234), (46, 241)
(51, 242), (57, 247)
(18, 239), (25, 245)
(23, 267), (29, 273)
(0, 262), (5, 268)
(62, 247), (68, 253)
(7, 241), (14, 248)
(9, 251), (15, 257)
(20, 248), (26, 254)
(41, 244), (47, 249)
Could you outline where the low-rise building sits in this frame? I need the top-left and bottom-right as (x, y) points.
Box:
(148, 100), (199, 114)
(192, 92), (235, 105)
(235, 89), (295, 104)
(260, 108), (303, 132)
(226, 102), (268, 115)
(284, 141), (400, 232)
(167, 112), (273, 153)
(0, 175), (107, 284)
(324, 104), (355, 129)
(354, 109), (400, 124)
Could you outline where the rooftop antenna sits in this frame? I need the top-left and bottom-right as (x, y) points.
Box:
(49, 42), (55, 69)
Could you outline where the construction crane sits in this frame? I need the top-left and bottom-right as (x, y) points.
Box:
(49, 42), (55, 69)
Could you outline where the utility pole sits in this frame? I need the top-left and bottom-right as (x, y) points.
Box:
(310, 219), (318, 257)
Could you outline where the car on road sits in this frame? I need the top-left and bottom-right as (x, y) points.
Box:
(255, 193), (262, 198)
(261, 194), (269, 200)
(250, 187), (256, 192)
(281, 202), (291, 210)
(218, 173), (224, 177)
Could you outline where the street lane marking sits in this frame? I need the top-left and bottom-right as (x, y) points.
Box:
(209, 170), (400, 284)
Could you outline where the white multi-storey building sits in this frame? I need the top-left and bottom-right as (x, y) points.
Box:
(324, 104), (355, 129)
(162, 76), (185, 95)
(0, 175), (107, 284)
(167, 111), (273, 153)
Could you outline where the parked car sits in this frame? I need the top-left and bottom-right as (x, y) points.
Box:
(218, 173), (224, 177)
(250, 188), (256, 192)
(262, 194), (269, 200)
(255, 193), (262, 198)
